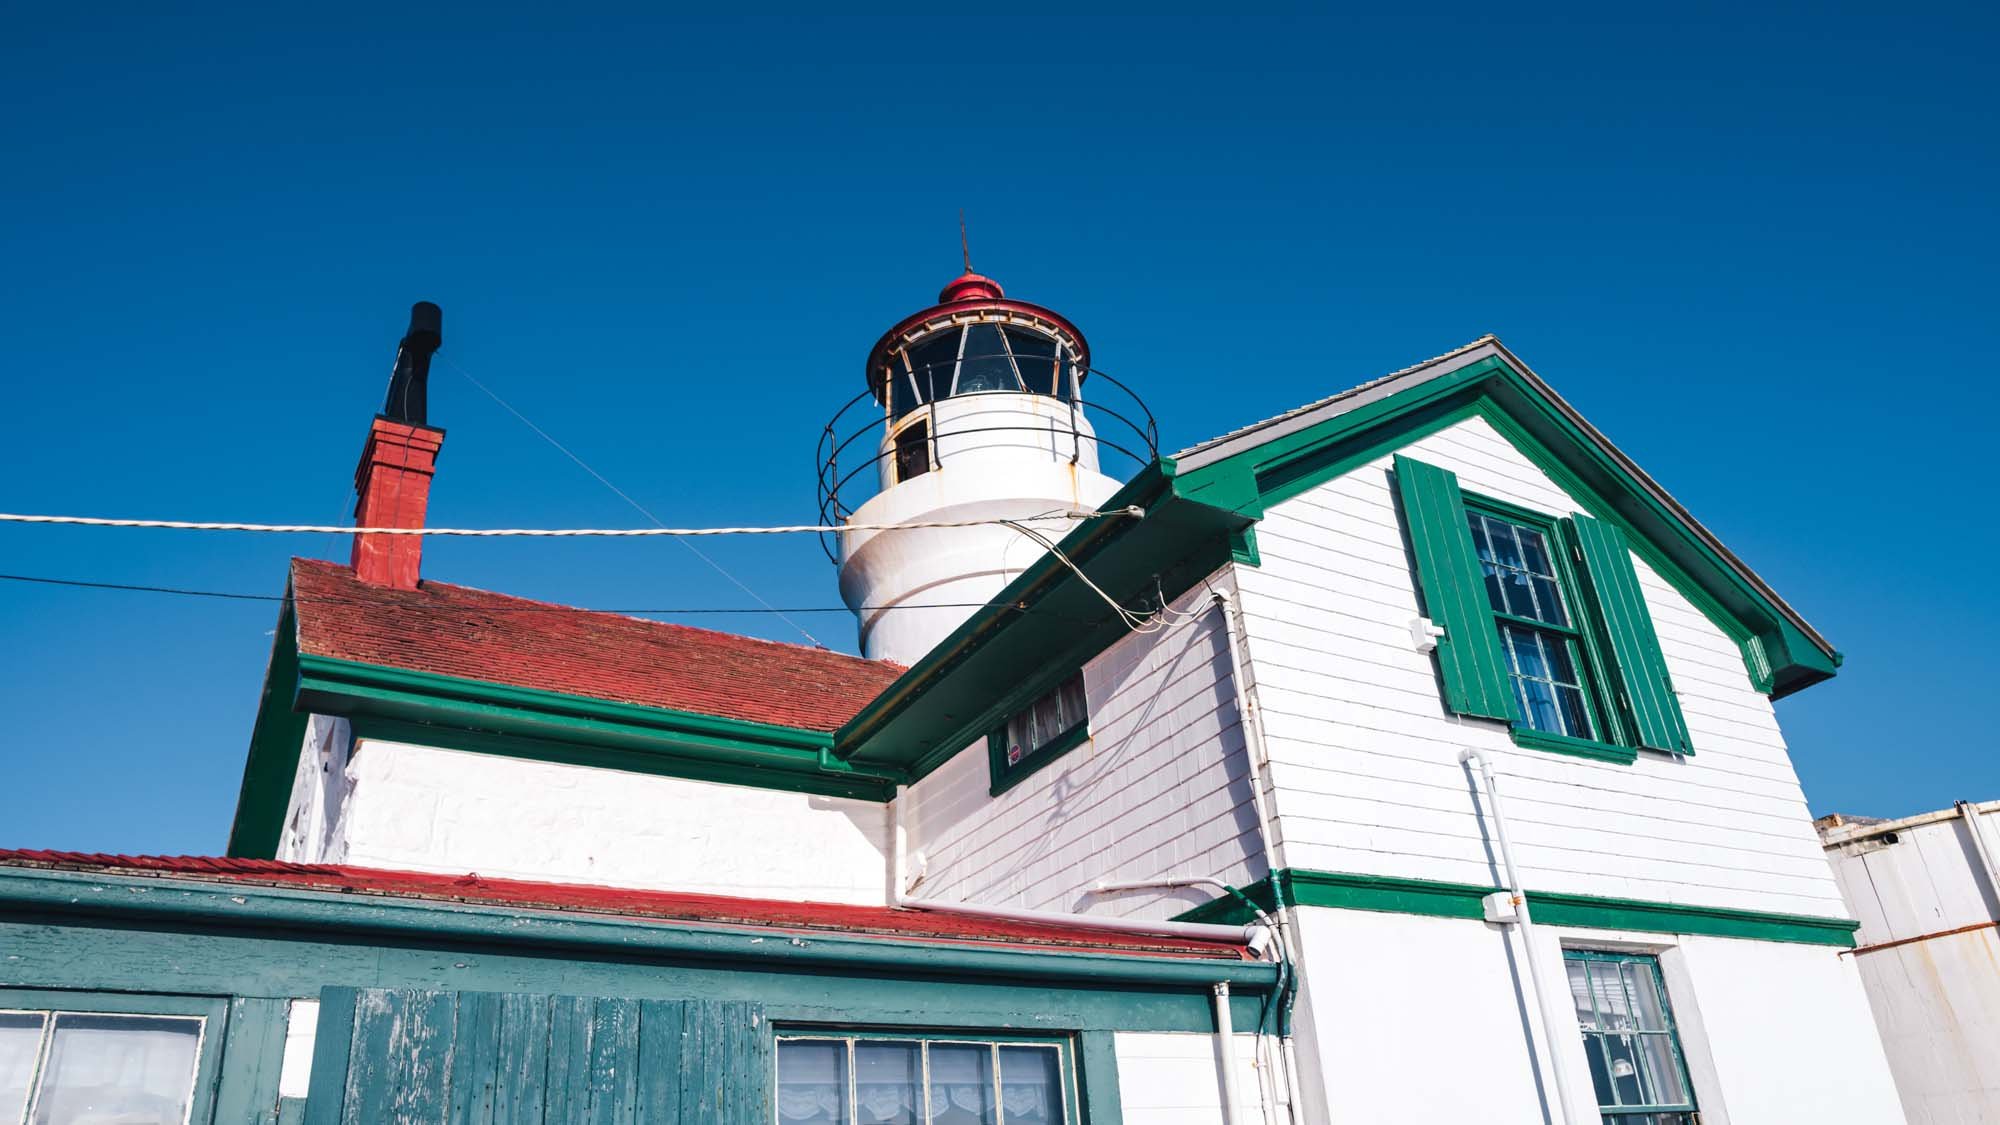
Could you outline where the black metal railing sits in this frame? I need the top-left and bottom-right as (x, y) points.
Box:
(814, 359), (1159, 562)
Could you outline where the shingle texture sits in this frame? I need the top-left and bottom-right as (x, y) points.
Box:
(289, 558), (902, 732)
(0, 850), (1251, 960)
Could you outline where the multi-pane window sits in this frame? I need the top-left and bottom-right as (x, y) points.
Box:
(776, 1034), (1070, 1125)
(1467, 509), (1599, 741)
(885, 323), (1083, 420)
(1564, 951), (1699, 1125)
(988, 673), (1089, 793)
(0, 1009), (205, 1125)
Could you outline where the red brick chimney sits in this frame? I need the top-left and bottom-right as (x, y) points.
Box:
(352, 302), (445, 588)
(351, 418), (444, 588)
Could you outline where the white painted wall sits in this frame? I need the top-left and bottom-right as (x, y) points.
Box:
(837, 392), (1121, 665)
(309, 737), (893, 903)
(1239, 413), (1848, 918)
(1290, 905), (1906, 1125)
(1823, 805), (2000, 1123)
(1111, 1032), (1282, 1125)
(275, 716), (353, 864)
(901, 571), (1270, 919)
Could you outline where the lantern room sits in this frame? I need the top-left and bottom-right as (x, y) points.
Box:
(820, 268), (1156, 665)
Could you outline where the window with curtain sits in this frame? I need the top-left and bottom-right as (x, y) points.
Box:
(986, 672), (1089, 794)
(776, 1035), (1070, 1125)
(0, 1009), (205, 1125)
(1564, 951), (1699, 1125)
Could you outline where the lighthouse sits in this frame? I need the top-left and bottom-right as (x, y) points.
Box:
(823, 268), (1138, 665)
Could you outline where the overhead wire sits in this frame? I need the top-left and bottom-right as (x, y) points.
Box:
(445, 355), (833, 647)
(0, 571), (1106, 625)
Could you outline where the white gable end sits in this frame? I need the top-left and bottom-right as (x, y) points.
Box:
(1240, 412), (1847, 918)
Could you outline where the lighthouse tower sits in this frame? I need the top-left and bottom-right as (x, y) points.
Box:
(827, 269), (1128, 665)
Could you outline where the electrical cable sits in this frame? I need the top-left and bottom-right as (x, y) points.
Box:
(443, 356), (833, 647)
(0, 571), (1105, 623)
(0, 509), (1137, 537)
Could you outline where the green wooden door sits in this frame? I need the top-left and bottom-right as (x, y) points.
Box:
(303, 988), (770, 1124)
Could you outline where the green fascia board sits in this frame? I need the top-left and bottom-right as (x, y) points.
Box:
(835, 461), (1252, 776)
(0, 865), (1278, 994)
(227, 596), (309, 859)
(294, 655), (905, 801)
(1176, 869), (1859, 947)
(228, 638), (908, 859)
(1171, 354), (1839, 698)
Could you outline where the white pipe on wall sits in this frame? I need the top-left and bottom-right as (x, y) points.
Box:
(1211, 591), (1310, 1124)
(1459, 747), (1585, 1125)
(1213, 982), (1245, 1125)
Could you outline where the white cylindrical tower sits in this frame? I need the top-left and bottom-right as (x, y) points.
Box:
(826, 270), (1130, 665)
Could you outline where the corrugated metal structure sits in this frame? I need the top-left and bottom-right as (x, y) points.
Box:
(1820, 801), (2000, 1123)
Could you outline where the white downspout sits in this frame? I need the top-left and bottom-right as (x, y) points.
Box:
(1213, 982), (1245, 1125)
(1211, 590), (1310, 1122)
(1954, 800), (2000, 906)
(1459, 748), (1584, 1125)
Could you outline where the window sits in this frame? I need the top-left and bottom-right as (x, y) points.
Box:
(895, 419), (932, 483)
(1467, 508), (1602, 742)
(886, 323), (1082, 419)
(986, 673), (1088, 795)
(0, 1007), (207, 1125)
(1392, 454), (1695, 761)
(1563, 951), (1699, 1125)
(776, 1034), (1072, 1125)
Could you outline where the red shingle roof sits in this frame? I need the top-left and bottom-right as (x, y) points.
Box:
(289, 558), (902, 732)
(0, 850), (1251, 961)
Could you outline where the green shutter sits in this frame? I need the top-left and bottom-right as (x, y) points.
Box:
(1566, 515), (1694, 754)
(305, 987), (770, 1124)
(1392, 455), (1515, 720)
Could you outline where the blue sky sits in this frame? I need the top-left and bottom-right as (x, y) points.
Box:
(2, 3), (1992, 854)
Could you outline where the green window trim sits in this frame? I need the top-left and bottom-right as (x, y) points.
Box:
(1563, 950), (1700, 1123)
(987, 672), (1092, 796)
(1394, 452), (1696, 764)
(774, 1028), (1080, 1125)
(0, 988), (230, 1125)
(1393, 455), (1516, 721)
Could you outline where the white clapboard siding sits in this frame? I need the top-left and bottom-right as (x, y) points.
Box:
(1240, 413), (1849, 917)
(1112, 1032), (1280, 1125)
(903, 572), (1272, 919)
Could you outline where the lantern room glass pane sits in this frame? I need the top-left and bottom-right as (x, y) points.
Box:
(778, 1039), (850, 1125)
(0, 1013), (45, 1123)
(997, 1046), (1065, 1125)
(906, 331), (963, 404)
(1004, 328), (1060, 396)
(29, 1014), (202, 1125)
(955, 324), (1018, 394)
(927, 1044), (996, 1125)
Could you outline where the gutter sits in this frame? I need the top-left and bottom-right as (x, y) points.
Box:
(834, 462), (1175, 753)
(0, 867), (1279, 992)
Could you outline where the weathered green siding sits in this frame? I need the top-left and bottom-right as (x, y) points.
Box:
(305, 988), (771, 1125)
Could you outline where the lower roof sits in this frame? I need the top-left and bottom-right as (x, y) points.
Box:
(0, 850), (1252, 963)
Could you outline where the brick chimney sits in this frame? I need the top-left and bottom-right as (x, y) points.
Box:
(351, 419), (444, 587)
(352, 302), (445, 588)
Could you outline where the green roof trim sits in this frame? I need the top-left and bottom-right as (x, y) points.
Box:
(835, 345), (1839, 777)
(226, 597), (309, 859)
(1171, 351), (1838, 697)
(227, 634), (907, 858)
(0, 865), (1279, 994)
(1177, 868), (1860, 948)
(832, 462), (1253, 777)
